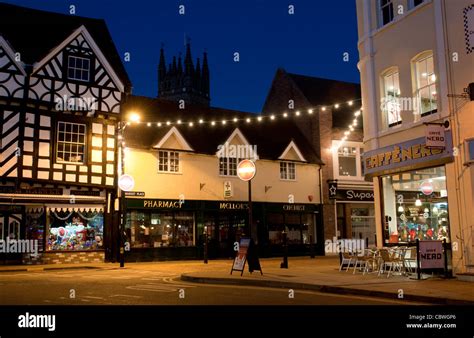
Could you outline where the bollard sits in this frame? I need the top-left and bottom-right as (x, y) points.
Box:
(280, 231), (288, 269)
(204, 233), (208, 264)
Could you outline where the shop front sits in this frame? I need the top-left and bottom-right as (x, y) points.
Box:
(328, 181), (376, 246)
(363, 130), (454, 251)
(123, 198), (323, 261)
(0, 185), (107, 264)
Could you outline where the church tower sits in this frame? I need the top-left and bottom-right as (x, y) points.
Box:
(158, 42), (210, 107)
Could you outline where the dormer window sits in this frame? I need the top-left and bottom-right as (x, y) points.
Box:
(67, 55), (90, 82)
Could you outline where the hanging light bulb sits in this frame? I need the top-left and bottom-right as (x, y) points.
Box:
(432, 206), (438, 214)
(424, 208), (429, 213)
(415, 198), (422, 207)
(398, 205), (404, 212)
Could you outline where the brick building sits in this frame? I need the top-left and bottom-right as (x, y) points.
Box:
(262, 68), (375, 247)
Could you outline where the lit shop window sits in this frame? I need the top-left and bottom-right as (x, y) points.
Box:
(47, 209), (104, 251)
(382, 69), (402, 127)
(381, 166), (449, 244)
(280, 161), (296, 180)
(158, 151), (180, 173)
(56, 122), (86, 164)
(413, 53), (437, 117)
(125, 211), (194, 248)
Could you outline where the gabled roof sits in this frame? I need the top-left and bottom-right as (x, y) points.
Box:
(279, 140), (306, 162)
(153, 126), (193, 151)
(123, 95), (323, 165)
(285, 71), (362, 129)
(0, 3), (131, 88)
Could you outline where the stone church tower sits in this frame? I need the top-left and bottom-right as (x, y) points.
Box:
(158, 42), (210, 107)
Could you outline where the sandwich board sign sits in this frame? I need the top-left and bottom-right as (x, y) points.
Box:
(230, 237), (263, 276)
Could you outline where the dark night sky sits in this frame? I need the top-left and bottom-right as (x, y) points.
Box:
(6, 0), (360, 112)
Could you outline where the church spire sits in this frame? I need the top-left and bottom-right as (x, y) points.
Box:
(194, 57), (201, 91)
(184, 40), (194, 76)
(202, 51), (210, 96)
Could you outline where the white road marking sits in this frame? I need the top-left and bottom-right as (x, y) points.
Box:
(82, 296), (105, 300)
(109, 294), (143, 298)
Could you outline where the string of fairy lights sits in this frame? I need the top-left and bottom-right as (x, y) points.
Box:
(119, 98), (363, 151)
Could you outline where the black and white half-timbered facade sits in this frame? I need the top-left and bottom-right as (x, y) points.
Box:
(0, 4), (131, 263)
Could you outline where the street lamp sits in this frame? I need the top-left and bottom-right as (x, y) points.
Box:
(117, 112), (140, 267)
(236, 160), (256, 241)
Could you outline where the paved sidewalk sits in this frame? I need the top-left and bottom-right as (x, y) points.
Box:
(1, 257), (472, 304)
(181, 256), (474, 305)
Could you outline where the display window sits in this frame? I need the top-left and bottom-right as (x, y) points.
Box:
(47, 208), (104, 251)
(126, 211), (194, 248)
(267, 212), (313, 245)
(381, 166), (449, 244)
(26, 208), (46, 252)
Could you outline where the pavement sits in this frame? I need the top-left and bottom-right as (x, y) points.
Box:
(1, 256), (473, 305)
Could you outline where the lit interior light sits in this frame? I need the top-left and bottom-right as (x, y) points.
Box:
(398, 205), (404, 212)
(415, 199), (422, 207)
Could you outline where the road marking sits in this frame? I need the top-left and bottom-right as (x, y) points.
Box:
(109, 294), (143, 298)
(80, 299), (91, 302)
(82, 296), (105, 300)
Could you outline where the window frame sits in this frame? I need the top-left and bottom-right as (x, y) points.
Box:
(412, 52), (438, 118)
(157, 150), (181, 174)
(465, 138), (474, 165)
(378, 0), (394, 27)
(67, 55), (92, 82)
(381, 68), (402, 128)
(219, 157), (242, 177)
(280, 161), (296, 181)
(55, 121), (87, 164)
(332, 140), (365, 181)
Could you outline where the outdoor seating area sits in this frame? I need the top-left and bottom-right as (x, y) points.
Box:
(338, 246), (418, 278)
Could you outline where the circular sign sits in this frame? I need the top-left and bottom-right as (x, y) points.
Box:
(237, 159), (256, 181)
(420, 181), (434, 196)
(118, 174), (135, 191)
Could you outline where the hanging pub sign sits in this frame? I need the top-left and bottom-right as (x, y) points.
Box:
(363, 131), (453, 177)
(425, 123), (446, 149)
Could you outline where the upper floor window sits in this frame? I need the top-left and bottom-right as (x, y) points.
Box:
(158, 150), (180, 173)
(413, 53), (437, 117)
(68, 55), (90, 82)
(280, 161), (296, 180)
(379, 0), (394, 27)
(382, 69), (402, 127)
(410, 0), (424, 9)
(466, 139), (474, 164)
(219, 157), (241, 176)
(56, 121), (86, 164)
(332, 141), (364, 180)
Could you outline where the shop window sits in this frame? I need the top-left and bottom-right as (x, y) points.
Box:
(413, 53), (437, 118)
(351, 207), (376, 246)
(26, 208), (46, 252)
(47, 209), (103, 251)
(381, 69), (401, 127)
(56, 121), (86, 164)
(158, 150), (180, 173)
(126, 211), (194, 248)
(381, 166), (449, 244)
(280, 161), (296, 180)
(333, 141), (364, 180)
(379, 0), (394, 27)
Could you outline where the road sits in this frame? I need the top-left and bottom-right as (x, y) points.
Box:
(0, 267), (419, 305)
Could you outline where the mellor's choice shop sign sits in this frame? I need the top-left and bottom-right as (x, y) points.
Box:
(363, 131), (453, 176)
